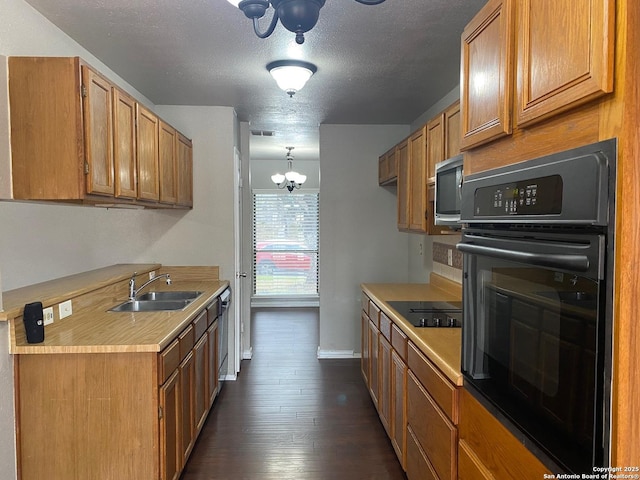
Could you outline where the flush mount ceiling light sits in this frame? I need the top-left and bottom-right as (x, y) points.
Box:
(271, 147), (307, 192)
(227, 0), (386, 44)
(267, 60), (316, 97)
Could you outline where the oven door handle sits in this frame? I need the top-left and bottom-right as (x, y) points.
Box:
(456, 242), (590, 272)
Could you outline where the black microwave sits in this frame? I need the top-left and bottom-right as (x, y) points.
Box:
(434, 154), (463, 227)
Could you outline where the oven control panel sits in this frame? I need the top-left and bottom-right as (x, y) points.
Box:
(474, 174), (563, 216)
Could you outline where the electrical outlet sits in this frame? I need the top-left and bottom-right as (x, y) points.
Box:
(149, 271), (156, 279)
(43, 306), (54, 326)
(59, 300), (73, 319)
(447, 249), (453, 266)
(419, 242), (423, 256)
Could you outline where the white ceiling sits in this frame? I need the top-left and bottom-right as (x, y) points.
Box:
(22, 0), (485, 161)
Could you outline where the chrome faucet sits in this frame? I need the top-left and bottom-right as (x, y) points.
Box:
(129, 272), (172, 300)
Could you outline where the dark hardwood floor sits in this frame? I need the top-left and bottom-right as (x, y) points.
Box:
(180, 308), (407, 480)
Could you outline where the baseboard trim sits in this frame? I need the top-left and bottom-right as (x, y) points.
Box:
(242, 347), (253, 360)
(316, 347), (359, 359)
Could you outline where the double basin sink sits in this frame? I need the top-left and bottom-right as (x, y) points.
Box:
(109, 291), (203, 312)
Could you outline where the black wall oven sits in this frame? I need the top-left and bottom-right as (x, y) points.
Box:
(457, 139), (616, 474)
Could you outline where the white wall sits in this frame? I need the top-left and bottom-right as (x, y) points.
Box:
(0, 1), (238, 477)
(318, 124), (410, 356)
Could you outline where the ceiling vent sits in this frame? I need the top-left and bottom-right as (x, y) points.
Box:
(251, 129), (275, 137)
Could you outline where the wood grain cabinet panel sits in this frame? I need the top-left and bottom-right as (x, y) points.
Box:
(361, 310), (371, 385)
(460, 0), (515, 150)
(378, 146), (398, 185)
(408, 127), (427, 232)
(179, 351), (195, 465)
(160, 369), (182, 480)
(113, 88), (137, 199)
(82, 66), (115, 196)
(396, 138), (411, 230)
(406, 426), (439, 480)
(391, 349), (407, 469)
(177, 133), (194, 207)
(136, 104), (160, 202)
(379, 334), (392, 435)
(159, 121), (178, 204)
(407, 371), (457, 480)
(207, 320), (219, 406)
(368, 318), (380, 409)
(193, 332), (209, 432)
(516, 0), (615, 127)
(427, 114), (444, 181)
(444, 100), (461, 159)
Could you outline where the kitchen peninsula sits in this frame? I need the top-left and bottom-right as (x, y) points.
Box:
(2, 264), (229, 480)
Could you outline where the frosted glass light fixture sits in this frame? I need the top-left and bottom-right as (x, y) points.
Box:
(267, 60), (317, 97)
(271, 147), (306, 192)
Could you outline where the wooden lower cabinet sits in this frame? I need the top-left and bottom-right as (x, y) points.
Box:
(407, 425), (439, 480)
(207, 320), (220, 406)
(160, 369), (182, 480)
(459, 388), (551, 479)
(391, 348), (407, 468)
(368, 318), (380, 409)
(15, 304), (221, 480)
(379, 334), (392, 434)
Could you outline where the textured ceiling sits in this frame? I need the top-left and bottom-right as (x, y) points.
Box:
(22, 0), (485, 161)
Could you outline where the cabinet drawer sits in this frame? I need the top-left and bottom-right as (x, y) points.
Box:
(406, 425), (438, 480)
(159, 338), (180, 385)
(179, 324), (195, 360)
(379, 311), (391, 341)
(458, 440), (495, 480)
(408, 341), (457, 422)
(362, 292), (371, 314)
(193, 309), (207, 340)
(369, 301), (381, 327)
(407, 371), (457, 480)
(391, 323), (408, 361)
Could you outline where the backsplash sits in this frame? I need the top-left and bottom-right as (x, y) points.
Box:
(432, 236), (462, 284)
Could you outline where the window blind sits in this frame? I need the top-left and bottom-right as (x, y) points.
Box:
(253, 192), (319, 296)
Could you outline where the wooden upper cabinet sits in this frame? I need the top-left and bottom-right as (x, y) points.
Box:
(177, 133), (194, 207)
(378, 146), (398, 186)
(515, 0), (615, 126)
(82, 66), (115, 196)
(408, 127), (427, 232)
(426, 114), (444, 181)
(444, 101), (461, 159)
(7, 56), (192, 208)
(159, 121), (178, 204)
(136, 104), (160, 202)
(396, 138), (410, 231)
(460, 0), (515, 151)
(113, 88), (137, 199)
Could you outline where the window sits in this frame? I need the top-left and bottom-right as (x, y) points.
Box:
(253, 192), (319, 297)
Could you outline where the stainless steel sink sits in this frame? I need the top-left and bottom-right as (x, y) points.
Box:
(109, 299), (193, 312)
(135, 291), (203, 302)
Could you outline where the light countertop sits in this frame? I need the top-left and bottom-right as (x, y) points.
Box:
(361, 275), (463, 385)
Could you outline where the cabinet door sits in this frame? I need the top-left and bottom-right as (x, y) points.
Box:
(193, 333), (209, 433)
(444, 101), (461, 159)
(113, 88), (137, 198)
(408, 127), (427, 232)
(379, 335), (392, 435)
(391, 349), (407, 469)
(159, 369), (181, 480)
(159, 121), (178, 204)
(82, 66), (114, 196)
(177, 133), (194, 207)
(207, 321), (219, 406)
(361, 311), (370, 385)
(136, 104), (160, 201)
(460, 0), (515, 150)
(368, 319), (380, 409)
(515, 0), (614, 126)
(397, 139), (410, 230)
(406, 426), (439, 480)
(179, 351), (195, 464)
(426, 114), (444, 181)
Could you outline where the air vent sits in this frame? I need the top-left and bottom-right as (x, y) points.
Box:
(251, 130), (275, 137)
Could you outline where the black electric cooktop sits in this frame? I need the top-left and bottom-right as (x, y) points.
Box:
(387, 300), (463, 328)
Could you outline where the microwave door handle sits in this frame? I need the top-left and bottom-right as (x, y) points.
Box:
(456, 242), (590, 272)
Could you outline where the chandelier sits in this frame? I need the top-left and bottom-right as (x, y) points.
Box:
(271, 147), (307, 192)
(227, 0), (387, 44)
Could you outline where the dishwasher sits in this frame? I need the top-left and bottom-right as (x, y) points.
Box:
(217, 288), (231, 388)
